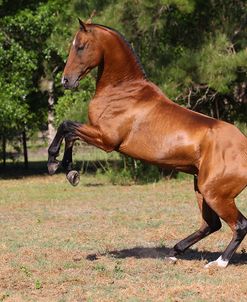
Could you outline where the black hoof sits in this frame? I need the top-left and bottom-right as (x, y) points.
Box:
(66, 170), (80, 186)
(47, 160), (61, 175)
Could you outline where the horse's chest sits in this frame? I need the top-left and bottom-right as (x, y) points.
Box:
(88, 98), (112, 122)
(88, 101), (129, 147)
(89, 99), (128, 127)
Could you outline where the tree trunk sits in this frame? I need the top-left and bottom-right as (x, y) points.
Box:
(22, 131), (28, 169)
(47, 80), (56, 145)
(2, 135), (6, 167)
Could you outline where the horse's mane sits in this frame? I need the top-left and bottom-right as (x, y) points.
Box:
(93, 23), (147, 79)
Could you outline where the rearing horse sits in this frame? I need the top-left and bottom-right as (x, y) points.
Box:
(48, 19), (247, 268)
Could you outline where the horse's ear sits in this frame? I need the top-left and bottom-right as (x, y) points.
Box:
(78, 18), (87, 32)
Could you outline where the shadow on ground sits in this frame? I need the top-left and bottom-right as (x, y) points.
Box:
(86, 245), (247, 265)
(0, 159), (119, 180)
(0, 161), (49, 179)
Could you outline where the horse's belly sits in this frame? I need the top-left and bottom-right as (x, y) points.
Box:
(119, 139), (199, 173)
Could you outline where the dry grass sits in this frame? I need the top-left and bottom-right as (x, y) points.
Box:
(0, 174), (246, 302)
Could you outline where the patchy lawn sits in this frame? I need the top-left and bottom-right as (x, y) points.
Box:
(0, 174), (246, 301)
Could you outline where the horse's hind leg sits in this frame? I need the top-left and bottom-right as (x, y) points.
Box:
(203, 197), (247, 268)
(169, 176), (222, 259)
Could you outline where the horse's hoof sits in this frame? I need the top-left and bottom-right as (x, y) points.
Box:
(66, 170), (80, 186)
(204, 256), (229, 268)
(47, 160), (60, 175)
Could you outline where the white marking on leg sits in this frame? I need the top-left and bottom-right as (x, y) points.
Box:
(205, 256), (229, 268)
(73, 38), (76, 46)
(165, 256), (178, 263)
(169, 256), (178, 262)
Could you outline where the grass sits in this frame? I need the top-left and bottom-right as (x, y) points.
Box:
(0, 173), (246, 301)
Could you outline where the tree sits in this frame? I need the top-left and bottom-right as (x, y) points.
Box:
(0, 0), (69, 165)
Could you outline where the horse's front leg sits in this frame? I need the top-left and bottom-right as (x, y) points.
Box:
(62, 136), (81, 186)
(65, 123), (114, 186)
(47, 121), (81, 175)
(48, 120), (114, 185)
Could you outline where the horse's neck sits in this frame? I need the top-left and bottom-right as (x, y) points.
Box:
(95, 29), (146, 94)
(89, 79), (174, 127)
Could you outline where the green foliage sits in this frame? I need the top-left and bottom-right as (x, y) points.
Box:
(105, 167), (133, 186)
(130, 160), (162, 183)
(197, 34), (247, 94)
(0, 87), (30, 132)
(0, 29), (36, 133)
(104, 155), (162, 185)
(55, 76), (95, 125)
(0, 1), (59, 135)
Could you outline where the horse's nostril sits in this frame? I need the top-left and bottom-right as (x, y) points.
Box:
(62, 76), (67, 83)
(62, 76), (69, 87)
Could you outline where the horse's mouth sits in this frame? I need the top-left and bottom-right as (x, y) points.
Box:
(73, 68), (91, 87)
(63, 68), (91, 89)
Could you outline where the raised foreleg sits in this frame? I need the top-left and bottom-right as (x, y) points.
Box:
(48, 121), (81, 175)
(48, 120), (114, 185)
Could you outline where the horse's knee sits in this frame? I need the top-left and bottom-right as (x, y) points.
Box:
(62, 120), (81, 133)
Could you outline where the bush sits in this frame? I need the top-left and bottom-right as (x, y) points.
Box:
(55, 76), (95, 125)
(103, 155), (163, 185)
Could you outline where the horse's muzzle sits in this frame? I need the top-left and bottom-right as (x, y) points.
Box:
(61, 76), (79, 89)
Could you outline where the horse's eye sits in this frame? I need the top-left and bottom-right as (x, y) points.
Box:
(77, 45), (84, 51)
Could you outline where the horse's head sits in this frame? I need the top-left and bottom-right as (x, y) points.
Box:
(62, 19), (102, 89)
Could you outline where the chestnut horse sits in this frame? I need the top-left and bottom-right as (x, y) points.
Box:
(48, 19), (247, 267)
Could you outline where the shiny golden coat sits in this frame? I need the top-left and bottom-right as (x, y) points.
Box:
(48, 21), (247, 267)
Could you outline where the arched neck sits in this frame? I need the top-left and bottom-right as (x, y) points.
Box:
(95, 27), (146, 93)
